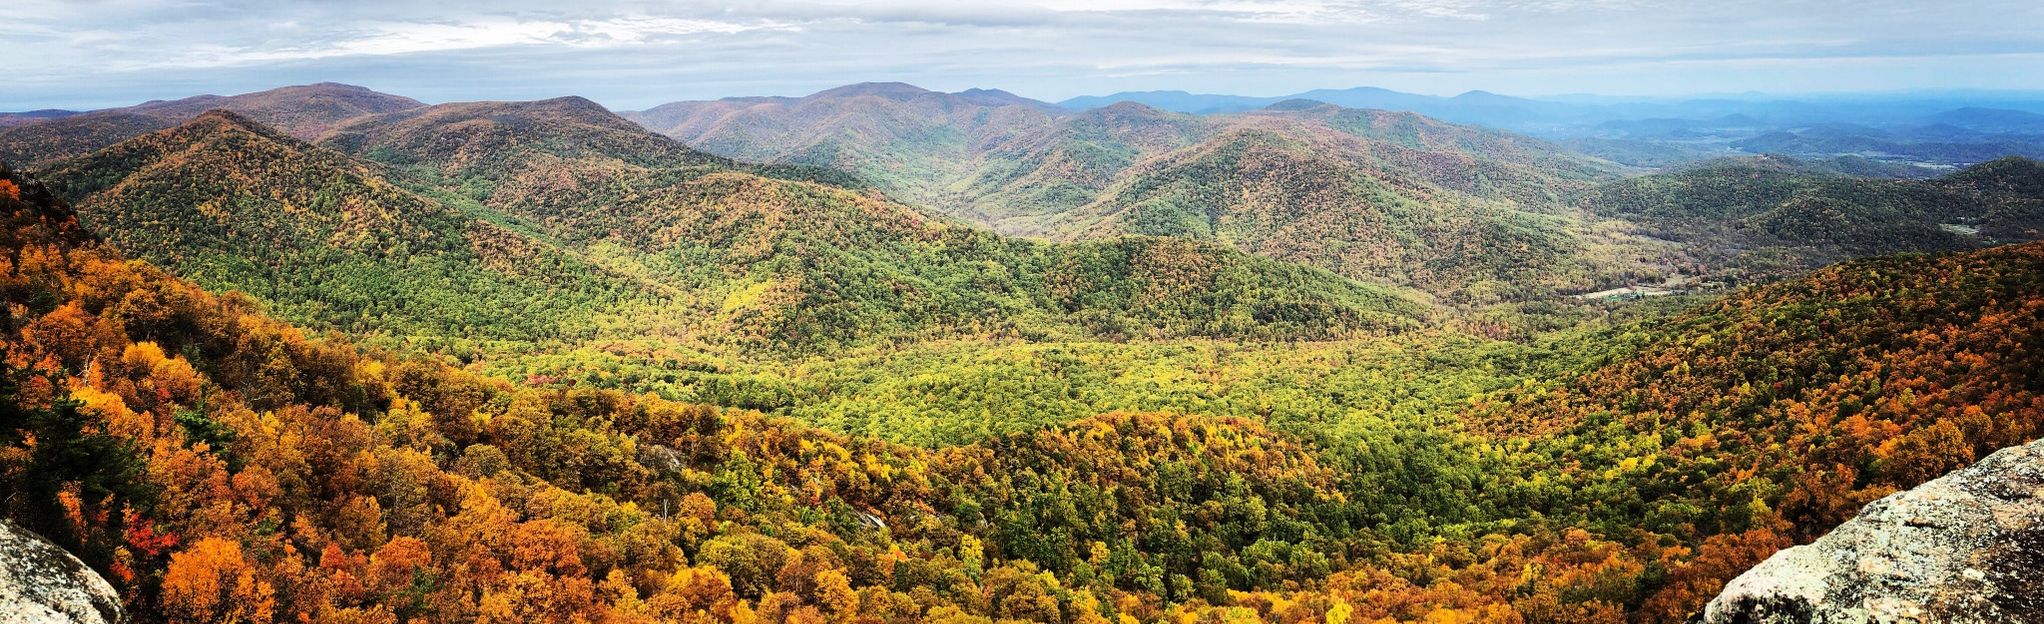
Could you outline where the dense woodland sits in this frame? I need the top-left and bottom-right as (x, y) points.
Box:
(7, 142), (2044, 622)
(1579, 154), (2044, 281)
(38, 108), (1426, 361)
(0, 83), (425, 168)
(5, 83), (2044, 623)
(628, 85), (2044, 305)
(629, 90), (1635, 303)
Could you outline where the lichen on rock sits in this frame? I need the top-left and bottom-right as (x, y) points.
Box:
(1702, 438), (2044, 624)
(0, 519), (124, 624)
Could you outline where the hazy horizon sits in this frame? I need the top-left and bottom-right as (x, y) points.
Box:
(12, 79), (2044, 116)
(7, 0), (2043, 111)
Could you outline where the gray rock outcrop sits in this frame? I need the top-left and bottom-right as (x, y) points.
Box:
(0, 519), (124, 624)
(1702, 438), (2044, 623)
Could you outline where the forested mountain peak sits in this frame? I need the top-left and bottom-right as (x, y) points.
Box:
(1450, 89), (1510, 101)
(318, 96), (709, 165)
(125, 82), (424, 135)
(517, 95), (624, 118)
(1028, 103), (1631, 300)
(807, 81), (938, 100)
(952, 87), (1054, 109)
(23, 94), (1433, 357)
(28, 109), (690, 347)
(1243, 103), (1608, 175)
(1085, 99), (1177, 120)
(757, 82), (1063, 111)
(43, 108), (419, 213)
(1262, 98), (1337, 112)
(1579, 155), (2044, 270)
(1942, 155), (2044, 192)
(173, 108), (292, 141)
(0, 83), (423, 168)
(39, 108), (451, 248)
(1008, 101), (1210, 158)
(626, 83), (1647, 301)
(625, 82), (1059, 134)
(324, 95), (667, 142)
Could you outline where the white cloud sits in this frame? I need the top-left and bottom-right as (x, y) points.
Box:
(0, 0), (2038, 109)
(108, 15), (792, 70)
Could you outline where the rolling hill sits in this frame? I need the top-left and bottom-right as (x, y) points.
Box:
(630, 85), (1644, 303)
(8, 154), (2043, 622)
(623, 82), (1066, 221)
(0, 162), (1394, 623)
(320, 95), (723, 183)
(0, 83), (423, 167)
(1577, 155), (2044, 280)
(954, 102), (1214, 234)
(318, 97), (1430, 349)
(1448, 238), (2044, 621)
(31, 99), (1431, 363)
(1044, 105), (1634, 300)
(630, 84), (2033, 304)
(1057, 86), (1580, 126)
(0, 108), (80, 127)
(36, 109), (680, 345)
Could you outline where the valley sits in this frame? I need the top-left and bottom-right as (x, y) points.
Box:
(2, 78), (2042, 624)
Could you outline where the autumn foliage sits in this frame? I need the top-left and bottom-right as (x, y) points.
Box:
(4, 150), (2043, 624)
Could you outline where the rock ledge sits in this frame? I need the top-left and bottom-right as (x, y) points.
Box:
(1702, 438), (2044, 623)
(0, 519), (124, 624)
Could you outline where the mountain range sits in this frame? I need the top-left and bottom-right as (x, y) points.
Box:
(629, 84), (1648, 302)
(6, 82), (2040, 349)
(7, 150), (2042, 622)
(627, 82), (2044, 302)
(3, 80), (2044, 623)
(0, 82), (423, 168)
(1059, 86), (2044, 131)
(1054, 86), (2044, 171)
(7, 82), (2041, 354)
(56, 97), (1427, 365)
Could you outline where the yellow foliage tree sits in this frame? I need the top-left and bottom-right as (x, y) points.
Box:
(161, 537), (276, 624)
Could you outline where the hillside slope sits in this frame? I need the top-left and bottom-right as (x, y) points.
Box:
(957, 102), (1214, 233)
(37, 110), (676, 345)
(0, 83), (422, 167)
(323, 98), (1431, 349)
(0, 162), (1355, 622)
(1578, 155), (2044, 281)
(634, 87), (1639, 302)
(1468, 239), (2044, 619)
(637, 83), (2044, 305)
(1051, 109), (1625, 300)
(627, 83), (1066, 230)
(37, 104), (1429, 358)
(9, 158), (2044, 622)
(633, 88), (1618, 233)
(0, 163), (1541, 623)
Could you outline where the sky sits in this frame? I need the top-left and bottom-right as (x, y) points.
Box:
(5, 0), (2044, 111)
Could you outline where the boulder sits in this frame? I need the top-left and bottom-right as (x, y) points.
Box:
(0, 520), (123, 624)
(1702, 438), (2044, 623)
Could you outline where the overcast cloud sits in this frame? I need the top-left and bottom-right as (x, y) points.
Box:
(5, 0), (2042, 110)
